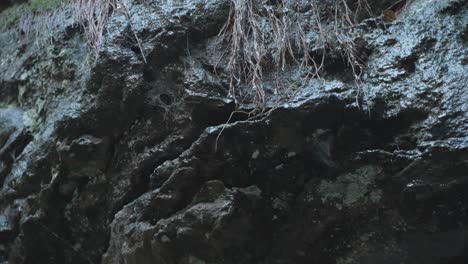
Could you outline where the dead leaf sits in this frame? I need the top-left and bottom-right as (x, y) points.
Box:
(383, 10), (397, 22)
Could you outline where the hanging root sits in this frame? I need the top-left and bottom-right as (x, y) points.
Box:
(73, 0), (117, 59)
(214, 0), (379, 148)
(218, 0), (374, 115)
(218, 0), (266, 112)
(218, 0), (331, 114)
(266, 1), (325, 95)
(333, 0), (371, 104)
(75, 0), (146, 63)
(14, 0), (147, 62)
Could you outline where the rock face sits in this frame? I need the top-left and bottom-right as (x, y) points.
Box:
(0, 0), (467, 263)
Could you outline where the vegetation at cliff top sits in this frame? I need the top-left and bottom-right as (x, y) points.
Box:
(0, 0), (68, 29)
(0, 0), (412, 115)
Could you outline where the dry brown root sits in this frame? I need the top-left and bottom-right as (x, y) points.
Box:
(15, 0), (147, 62)
(218, 0), (327, 113)
(218, 0), (266, 111)
(214, 0), (380, 146)
(74, 0), (117, 59)
(217, 0), (378, 115)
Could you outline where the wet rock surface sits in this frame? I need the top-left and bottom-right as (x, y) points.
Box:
(0, 0), (467, 263)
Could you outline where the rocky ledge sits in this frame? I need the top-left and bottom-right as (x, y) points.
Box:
(0, 0), (467, 263)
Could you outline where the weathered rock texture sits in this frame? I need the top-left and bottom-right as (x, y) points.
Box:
(0, 0), (467, 263)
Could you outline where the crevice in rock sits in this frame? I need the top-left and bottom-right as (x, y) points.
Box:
(400, 55), (417, 73)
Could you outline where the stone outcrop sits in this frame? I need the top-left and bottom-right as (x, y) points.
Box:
(0, 0), (467, 263)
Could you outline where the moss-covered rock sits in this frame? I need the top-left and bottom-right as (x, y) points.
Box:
(0, 0), (68, 29)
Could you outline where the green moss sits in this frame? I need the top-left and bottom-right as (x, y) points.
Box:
(29, 0), (67, 13)
(0, 0), (68, 29)
(0, 5), (28, 29)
